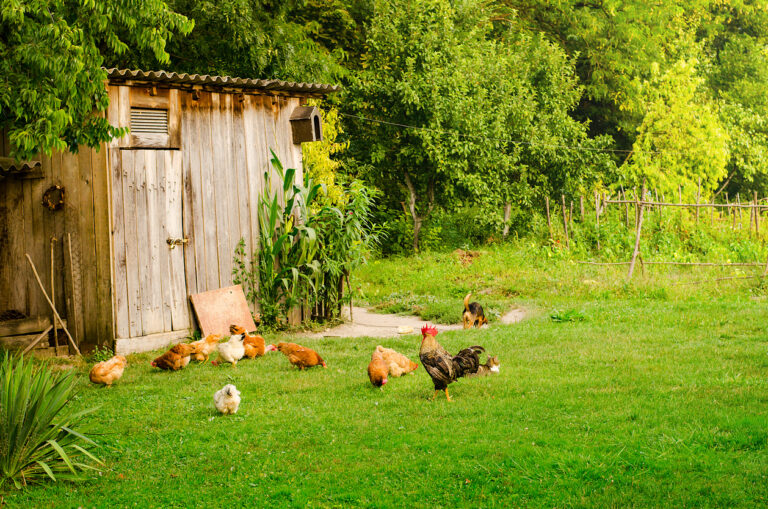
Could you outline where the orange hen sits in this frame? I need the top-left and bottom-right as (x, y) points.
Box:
(230, 325), (276, 358)
(367, 350), (388, 387)
(190, 334), (220, 363)
(277, 342), (326, 370)
(89, 355), (127, 386)
(151, 343), (196, 371)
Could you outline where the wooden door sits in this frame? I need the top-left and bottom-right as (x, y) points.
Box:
(112, 149), (190, 338)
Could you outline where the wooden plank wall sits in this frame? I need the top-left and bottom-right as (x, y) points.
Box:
(181, 91), (304, 303)
(109, 86), (304, 344)
(0, 133), (113, 349)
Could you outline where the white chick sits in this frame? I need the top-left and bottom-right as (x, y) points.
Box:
(214, 384), (241, 415)
(214, 334), (245, 367)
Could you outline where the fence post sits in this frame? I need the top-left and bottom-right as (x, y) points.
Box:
(624, 190), (630, 228)
(755, 191), (760, 238)
(545, 196), (553, 241)
(579, 195), (584, 221)
(561, 194), (570, 248)
(595, 191), (601, 252)
(695, 178), (701, 225)
(627, 183), (646, 282)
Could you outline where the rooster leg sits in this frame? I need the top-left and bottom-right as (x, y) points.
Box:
(444, 388), (452, 402)
(430, 390), (440, 401)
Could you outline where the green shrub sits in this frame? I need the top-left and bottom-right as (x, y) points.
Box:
(0, 352), (102, 489)
(89, 346), (114, 363)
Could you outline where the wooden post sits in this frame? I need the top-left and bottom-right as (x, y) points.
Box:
(595, 191), (601, 252)
(725, 192), (732, 230)
(64, 234), (81, 346)
(710, 196), (714, 226)
(561, 194), (570, 248)
(346, 272), (353, 323)
(50, 237), (59, 356)
(755, 191), (760, 238)
(624, 190), (630, 228)
(763, 249), (768, 277)
(653, 189), (664, 216)
(25, 253), (80, 356)
(695, 178), (701, 225)
(545, 196), (553, 241)
(569, 200), (574, 227)
(627, 184), (646, 282)
(633, 187), (638, 226)
(579, 195), (584, 221)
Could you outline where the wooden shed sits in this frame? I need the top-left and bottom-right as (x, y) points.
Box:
(0, 68), (339, 355)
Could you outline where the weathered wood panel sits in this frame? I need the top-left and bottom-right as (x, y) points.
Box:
(181, 92), (205, 297)
(210, 93), (231, 290)
(198, 93), (220, 292)
(91, 146), (113, 346)
(121, 150), (143, 336)
(109, 89), (130, 339)
(166, 151), (190, 330)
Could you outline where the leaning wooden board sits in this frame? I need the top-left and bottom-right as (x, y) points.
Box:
(189, 285), (257, 337)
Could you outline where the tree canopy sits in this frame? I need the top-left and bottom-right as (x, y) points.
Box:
(5, 0), (768, 246)
(0, 0), (192, 160)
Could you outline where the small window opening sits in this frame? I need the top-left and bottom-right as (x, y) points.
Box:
(313, 115), (321, 141)
(130, 108), (168, 135)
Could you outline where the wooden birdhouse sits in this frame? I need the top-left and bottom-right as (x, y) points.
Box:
(290, 106), (323, 143)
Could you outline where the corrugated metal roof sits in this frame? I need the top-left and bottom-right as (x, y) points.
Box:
(0, 156), (41, 174)
(106, 68), (341, 95)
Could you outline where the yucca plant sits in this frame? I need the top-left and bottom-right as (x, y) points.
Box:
(0, 352), (102, 489)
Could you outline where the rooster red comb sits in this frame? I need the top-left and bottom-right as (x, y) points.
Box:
(421, 324), (438, 337)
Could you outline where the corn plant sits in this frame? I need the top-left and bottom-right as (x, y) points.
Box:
(0, 352), (102, 489)
(234, 152), (379, 325)
(254, 151), (324, 323)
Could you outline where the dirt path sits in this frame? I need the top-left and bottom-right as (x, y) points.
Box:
(299, 305), (526, 339)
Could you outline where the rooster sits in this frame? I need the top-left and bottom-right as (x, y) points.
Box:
(419, 324), (484, 401)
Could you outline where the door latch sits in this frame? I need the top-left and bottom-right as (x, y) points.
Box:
(166, 237), (189, 249)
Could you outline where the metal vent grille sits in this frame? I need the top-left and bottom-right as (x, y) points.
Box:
(130, 108), (168, 134)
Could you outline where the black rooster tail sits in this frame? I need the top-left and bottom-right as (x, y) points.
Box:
(453, 345), (486, 378)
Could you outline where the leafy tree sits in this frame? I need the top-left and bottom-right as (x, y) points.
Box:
(108, 0), (347, 84)
(705, 4), (768, 196)
(345, 0), (611, 249)
(624, 59), (729, 198)
(0, 0), (192, 160)
(302, 100), (349, 207)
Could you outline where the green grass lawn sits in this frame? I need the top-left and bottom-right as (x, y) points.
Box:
(4, 243), (768, 507)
